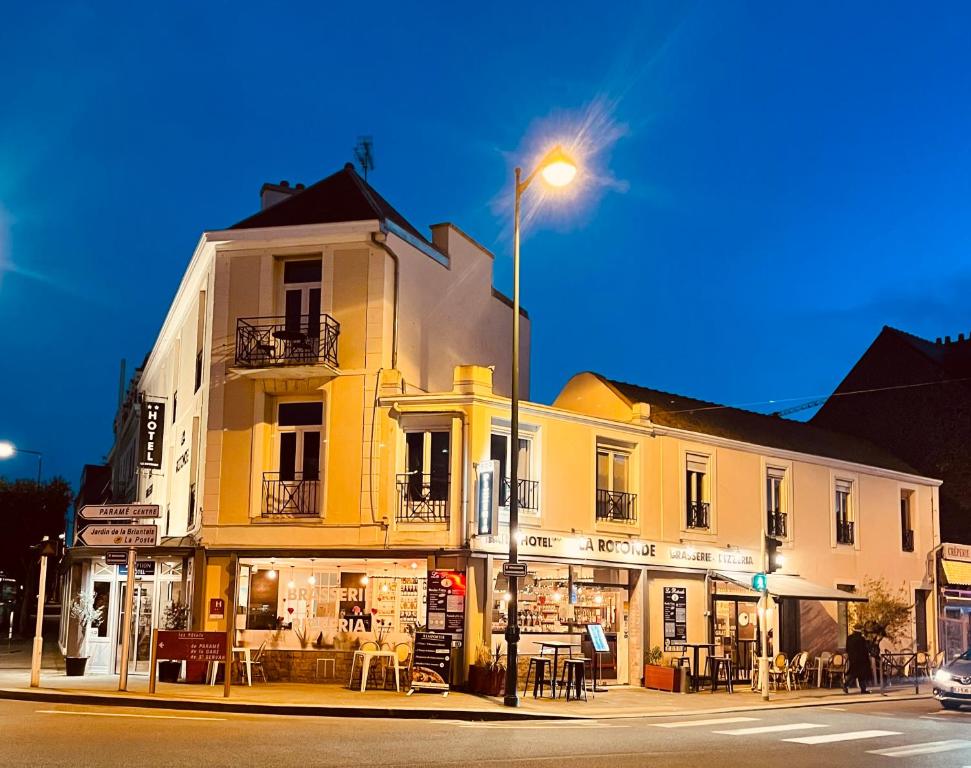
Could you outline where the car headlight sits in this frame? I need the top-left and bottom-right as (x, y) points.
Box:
(935, 669), (953, 683)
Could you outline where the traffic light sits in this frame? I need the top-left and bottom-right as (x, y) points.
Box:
(751, 572), (767, 591)
(765, 535), (783, 573)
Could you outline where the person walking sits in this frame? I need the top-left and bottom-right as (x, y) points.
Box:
(843, 624), (872, 694)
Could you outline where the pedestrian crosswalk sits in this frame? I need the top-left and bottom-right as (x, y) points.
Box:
(651, 713), (971, 761)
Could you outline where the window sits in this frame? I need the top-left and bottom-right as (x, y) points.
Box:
(194, 350), (203, 393)
(766, 466), (787, 537)
(398, 430), (450, 522)
(686, 453), (710, 529)
(282, 259), (322, 338)
(900, 490), (914, 551)
(264, 401), (323, 517)
(596, 445), (636, 522)
(187, 482), (197, 530)
(172, 391), (178, 423)
(836, 583), (855, 647)
(835, 479), (854, 544)
(490, 431), (537, 514)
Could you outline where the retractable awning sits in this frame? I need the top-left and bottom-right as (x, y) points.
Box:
(714, 571), (868, 602)
(942, 559), (971, 587)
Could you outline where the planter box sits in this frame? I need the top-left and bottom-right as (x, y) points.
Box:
(158, 660), (182, 683)
(468, 665), (505, 696)
(65, 656), (88, 676)
(644, 664), (679, 692)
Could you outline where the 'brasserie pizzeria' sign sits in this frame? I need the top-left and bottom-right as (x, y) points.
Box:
(473, 530), (756, 571)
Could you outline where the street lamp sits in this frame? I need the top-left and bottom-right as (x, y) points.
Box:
(0, 441), (43, 486)
(504, 145), (578, 708)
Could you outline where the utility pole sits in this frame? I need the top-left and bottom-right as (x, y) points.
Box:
(29, 537), (56, 687)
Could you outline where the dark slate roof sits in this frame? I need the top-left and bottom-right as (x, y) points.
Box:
(230, 163), (428, 242)
(594, 374), (922, 475)
(882, 326), (971, 378)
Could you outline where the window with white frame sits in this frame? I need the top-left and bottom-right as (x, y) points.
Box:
(263, 401), (322, 517)
(686, 453), (710, 529)
(596, 444), (636, 523)
(398, 430), (450, 523)
(490, 431), (538, 517)
(900, 490), (914, 551)
(766, 466), (787, 538)
(835, 478), (854, 545)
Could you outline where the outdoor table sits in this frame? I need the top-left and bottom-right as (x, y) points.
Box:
(814, 655), (830, 689)
(349, 649), (400, 693)
(537, 639), (582, 699)
(681, 642), (716, 692)
(208, 647), (252, 686)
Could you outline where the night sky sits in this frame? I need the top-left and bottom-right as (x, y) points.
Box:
(2, 2), (971, 484)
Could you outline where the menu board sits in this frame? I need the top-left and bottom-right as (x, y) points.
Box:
(410, 631), (452, 691)
(587, 623), (609, 653)
(426, 569), (466, 637)
(663, 586), (687, 651)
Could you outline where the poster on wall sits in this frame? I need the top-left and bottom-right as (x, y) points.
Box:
(663, 586), (687, 651)
(409, 631), (452, 693)
(339, 572), (371, 632)
(426, 570), (466, 637)
(248, 570), (280, 629)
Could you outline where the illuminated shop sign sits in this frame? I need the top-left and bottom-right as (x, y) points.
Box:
(473, 530), (756, 571)
(139, 401), (165, 469)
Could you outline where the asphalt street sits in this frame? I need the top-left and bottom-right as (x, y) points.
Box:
(1, 697), (969, 767)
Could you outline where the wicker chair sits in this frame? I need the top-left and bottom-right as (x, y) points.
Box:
(826, 652), (846, 688)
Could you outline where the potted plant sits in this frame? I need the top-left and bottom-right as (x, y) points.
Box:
(157, 602), (189, 683)
(66, 592), (103, 676)
(643, 645), (678, 692)
(468, 643), (505, 696)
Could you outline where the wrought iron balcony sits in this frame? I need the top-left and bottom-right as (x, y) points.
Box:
(236, 314), (340, 368)
(687, 500), (710, 529)
(767, 509), (788, 538)
(596, 489), (637, 523)
(262, 472), (319, 517)
(836, 519), (855, 545)
(500, 477), (540, 512)
(396, 473), (449, 523)
(902, 528), (915, 552)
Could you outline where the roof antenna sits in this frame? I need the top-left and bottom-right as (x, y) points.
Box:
(354, 136), (375, 182)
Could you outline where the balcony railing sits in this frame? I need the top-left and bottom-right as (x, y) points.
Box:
(596, 489), (637, 523)
(836, 519), (855, 545)
(262, 472), (319, 517)
(767, 509), (788, 538)
(687, 500), (710, 529)
(500, 477), (540, 512)
(236, 314), (340, 368)
(902, 528), (915, 552)
(396, 473), (449, 523)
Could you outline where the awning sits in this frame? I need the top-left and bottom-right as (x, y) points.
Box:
(943, 559), (971, 587)
(714, 571), (868, 602)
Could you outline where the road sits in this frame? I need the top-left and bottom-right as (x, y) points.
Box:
(1, 697), (969, 767)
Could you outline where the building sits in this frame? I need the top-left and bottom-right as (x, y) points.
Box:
(812, 325), (971, 656)
(63, 169), (941, 686)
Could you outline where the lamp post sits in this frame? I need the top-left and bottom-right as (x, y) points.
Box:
(0, 442), (43, 487)
(504, 146), (577, 708)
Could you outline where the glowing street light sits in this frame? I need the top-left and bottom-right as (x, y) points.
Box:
(0, 441), (43, 485)
(0, 442), (13, 459)
(504, 144), (579, 709)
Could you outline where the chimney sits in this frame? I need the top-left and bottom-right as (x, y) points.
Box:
(936, 337), (943, 344)
(960, 333), (966, 342)
(260, 180), (301, 211)
(945, 335), (952, 344)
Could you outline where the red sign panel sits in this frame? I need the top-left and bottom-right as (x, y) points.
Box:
(209, 597), (225, 619)
(155, 631), (226, 662)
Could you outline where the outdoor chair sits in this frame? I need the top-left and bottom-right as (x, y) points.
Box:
(768, 653), (789, 691)
(382, 642), (412, 689)
(788, 651), (809, 689)
(826, 652), (846, 688)
(249, 641), (268, 683)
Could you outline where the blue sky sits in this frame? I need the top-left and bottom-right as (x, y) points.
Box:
(2, 1), (970, 483)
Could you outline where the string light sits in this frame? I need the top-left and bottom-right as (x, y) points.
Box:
(287, 566), (295, 590)
(308, 557), (316, 585)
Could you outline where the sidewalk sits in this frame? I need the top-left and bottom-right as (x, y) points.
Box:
(0, 638), (932, 721)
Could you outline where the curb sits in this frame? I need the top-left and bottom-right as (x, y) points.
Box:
(0, 686), (933, 721)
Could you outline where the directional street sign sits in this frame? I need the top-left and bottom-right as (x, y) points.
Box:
(79, 504), (161, 520)
(502, 562), (529, 577)
(77, 525), (158, 548)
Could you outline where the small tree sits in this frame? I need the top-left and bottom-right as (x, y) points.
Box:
(67, 592), (103, 657)
(849, 576), (912, 647)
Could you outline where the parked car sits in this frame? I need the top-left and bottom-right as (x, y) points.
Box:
(933, 649), (971, 710)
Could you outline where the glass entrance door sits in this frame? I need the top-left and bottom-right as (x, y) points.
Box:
(116, 581), (155, 674)
(714, 597), (758, 681)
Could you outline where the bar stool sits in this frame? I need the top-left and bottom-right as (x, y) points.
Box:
(523, 656), (553, 698)
(705, 656), (734, 693)
(560, 658), (588, 701)
(315, 657), (336, 680)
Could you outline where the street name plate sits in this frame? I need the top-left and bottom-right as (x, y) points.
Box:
(502, 562), (528, 577)
(105, 551), (128, 565)
(79, 504), (161, 520)
(78, 525), (158, 547)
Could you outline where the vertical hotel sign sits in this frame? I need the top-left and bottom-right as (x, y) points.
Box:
(139, 401), (165, 469)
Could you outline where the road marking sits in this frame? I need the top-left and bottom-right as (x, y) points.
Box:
(868, 740), (971, 757)
(714, 723), (826, 736)
(457, 721), (626, 729)
(784, 730), (902, 745)
(37, 709), (226, 721)
(653, 716), (759, 728)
